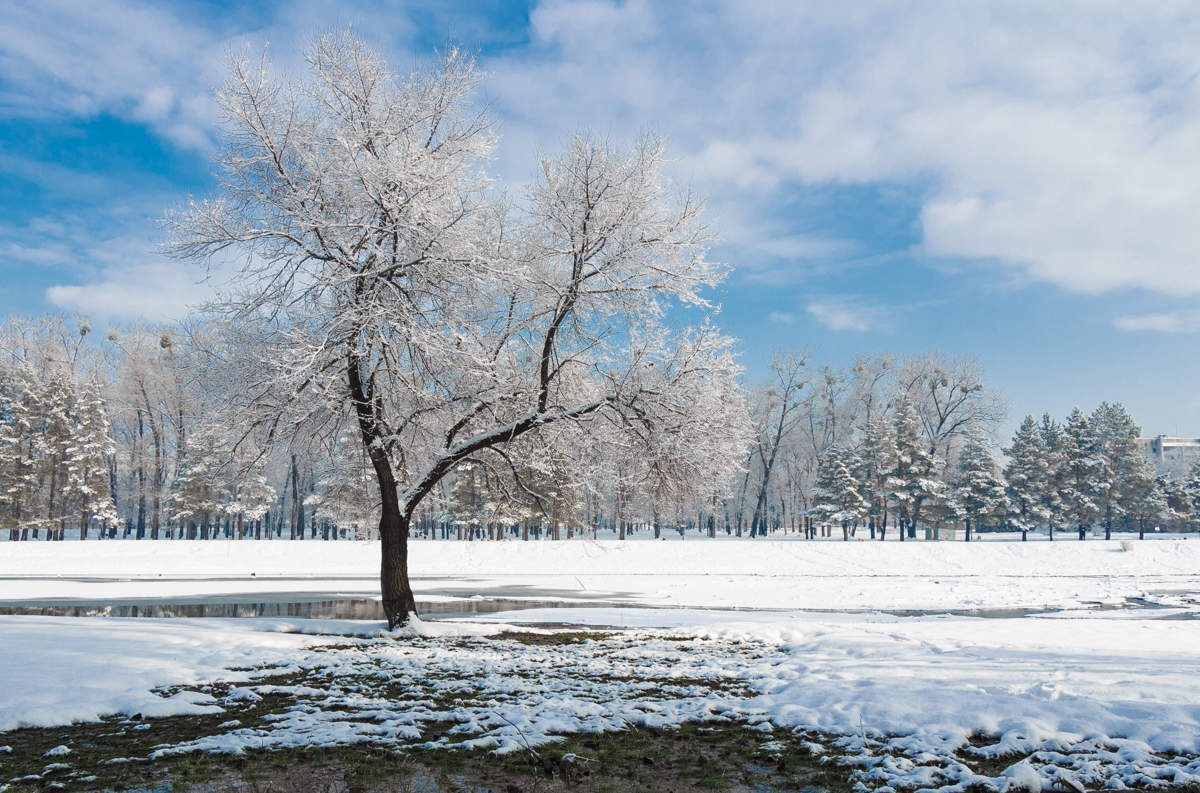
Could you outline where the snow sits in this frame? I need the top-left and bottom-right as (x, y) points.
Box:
(2, 538), (1198, 612)
(2, 539), (1199, 791)
(0, 616), (321, 731)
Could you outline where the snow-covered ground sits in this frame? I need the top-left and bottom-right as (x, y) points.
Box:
(2, 539), (1199, 791)
(2, 537), (1198, 612)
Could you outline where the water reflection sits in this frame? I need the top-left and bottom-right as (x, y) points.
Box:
(0, 597), (615, 620)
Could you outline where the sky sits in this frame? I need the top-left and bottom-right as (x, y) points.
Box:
(2, 0), (1199, 438)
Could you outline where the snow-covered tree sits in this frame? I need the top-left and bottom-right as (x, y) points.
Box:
(1158, 473), (1192, 531)
(1060, 408), (1104, 540)
(811, 445), (868, 540)
(169, 34), (749, 627)
(1123, 455), (1164, 539)
(166, 426), (233, 539)
(889, 400), (943, 540)
(1037, 415), (1068, 541)
(0, 362), (40, 541)
(1090, 402), (1142, 540)
(950, 433), (1008, 542)
(1003, 415), (1051, 540)
(894, 354), (1005, 462)
(38, 368), (77, 540)
(1184, 460), (1200, 530)
(855, 415), (898, 540)
(229, 472), (276, 539)
(745, 354), (806, 537)
(62, 378), (119, 539)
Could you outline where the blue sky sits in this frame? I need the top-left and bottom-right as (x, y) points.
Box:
(2, 0), (1199, 438)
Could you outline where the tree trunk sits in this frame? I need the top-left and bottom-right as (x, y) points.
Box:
(288, 459), (298, 540)
(380, 507), (417, 630)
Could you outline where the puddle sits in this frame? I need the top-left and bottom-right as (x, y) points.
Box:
(0, 595), (631, 620)
(0, 587), (1194, 622)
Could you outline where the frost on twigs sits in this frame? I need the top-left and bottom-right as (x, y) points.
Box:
(166, 30), (752, 622)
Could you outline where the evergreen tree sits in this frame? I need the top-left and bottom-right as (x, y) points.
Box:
(855, 416), (898, 540)
(889, 400), (942, 541)
(811, 445), (868, 540)
(449, 462), (486, 539)
(1120, 452), (1160, 539)
(1183, 460), (1200, 531)
(1061, 408), (1104, 539)
(63, 378), (119, 539)
(228, 472), (276, 539)
(1090, 402), (1142, 540)
(0, 363), (40, 541)
(1157, 473), (1191, 533)
(165, 428), (232, 539)
(1003, 416), (1050, 540)
(951, 433), (1008, 542)
(1037, 415), (1068, 540)
(38, 368), (76, 540)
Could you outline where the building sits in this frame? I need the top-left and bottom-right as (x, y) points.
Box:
(1137, 436), (1200, 477)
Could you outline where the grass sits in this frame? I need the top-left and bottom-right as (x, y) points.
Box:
(0, 717), (859, 793)
(6, 636), (1200, 793)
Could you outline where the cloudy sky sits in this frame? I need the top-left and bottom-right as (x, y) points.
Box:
(2, 0), (1199, 436)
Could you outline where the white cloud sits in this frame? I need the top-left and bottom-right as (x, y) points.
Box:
(46, 262), (213, 323)
(768, 311), (796, 325)
(8, 0), (1200, 309)
(484, 1), (1200, 296)
(0, 0), (225, 150)
(1114, 311), (1200, 334)
(29, 231), (221, 322)
(805, 296), (889, 333)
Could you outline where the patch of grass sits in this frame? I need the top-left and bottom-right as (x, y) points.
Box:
(493, 630), (616, 646)
(1, 714), (858, 793)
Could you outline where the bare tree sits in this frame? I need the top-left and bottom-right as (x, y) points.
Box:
(170, 34), (748, 628)
(748, 354), (806, 537)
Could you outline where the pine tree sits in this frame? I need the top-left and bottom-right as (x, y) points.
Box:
(0, 363), (40, 541)
(1003, 416), (1051, 540)
(811, 445), (868, 540)
(1038, 415), (1068, 540)
(165, 428), (231, 540)
(889, 400), (942, 541)
(1061, 408), (1104, 540)
(1090, 402), (1142, 540)
(449, 462), (486, 540)
(63, 379), (119, 539)
(1183, 460), (1200, 531)
(951, 433), (1008, 542)
(38, 368), (76, 540)
(855, 416), (898, 540)
(229, 472), (276, 539)
(1120, 452), (1160, 539)
(1157, 473), (1191, 533)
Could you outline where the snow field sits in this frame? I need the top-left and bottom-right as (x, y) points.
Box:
(2, 538), (1199, 611)
(3, 538), (1200, 791)
(3, 611), (1199, 791)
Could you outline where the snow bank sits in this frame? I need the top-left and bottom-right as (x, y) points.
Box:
(0, 616), (323, 731)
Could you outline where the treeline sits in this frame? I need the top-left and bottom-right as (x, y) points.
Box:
(2, 316), (1196, 542)
(723, 353), (1199, 541)
(0, 317), (344, 541)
